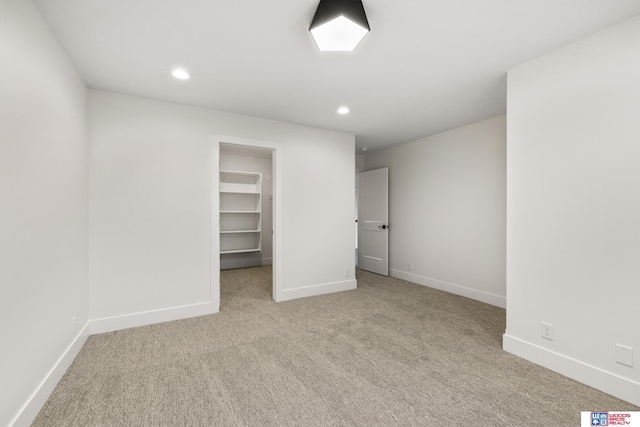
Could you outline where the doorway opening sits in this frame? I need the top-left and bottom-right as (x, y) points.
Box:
(211, 135), (283, 313)
(219, 144), (273, 307)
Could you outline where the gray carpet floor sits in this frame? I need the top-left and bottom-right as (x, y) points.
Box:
(33, 267), (638, 426)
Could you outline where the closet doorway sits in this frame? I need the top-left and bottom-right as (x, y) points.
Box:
(220, 144), (273, 306)
(211, 135), (283, 312)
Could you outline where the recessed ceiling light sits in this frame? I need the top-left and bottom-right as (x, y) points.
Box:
(337, 106), (350, 114)
(171, 68), (190, 80)
(361, 147), (368, 152)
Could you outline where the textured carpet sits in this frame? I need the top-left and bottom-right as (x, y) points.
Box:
(33, 267), (638, 426)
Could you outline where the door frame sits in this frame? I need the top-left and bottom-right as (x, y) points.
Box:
(211, 135), (284, 311)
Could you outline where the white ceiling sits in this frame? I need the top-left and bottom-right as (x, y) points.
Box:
(34, 0), (640, 152)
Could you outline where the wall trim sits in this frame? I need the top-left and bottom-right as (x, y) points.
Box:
(278, 279), (357, 302)
(10, 323), (90, 427)
(89, 301), (216, 335)
(389, 268), (506, 308)
(503, 333), (640, 407)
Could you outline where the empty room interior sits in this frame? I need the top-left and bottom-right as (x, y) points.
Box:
(2, 0), (640, 425)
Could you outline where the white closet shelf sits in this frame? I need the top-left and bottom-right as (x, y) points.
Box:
(220, 170), (262, 254)
(219, 190), (261, 195)
(220, 170), (259, 176)
(220, 248), (261, 254)
(220, 211), (261, 214)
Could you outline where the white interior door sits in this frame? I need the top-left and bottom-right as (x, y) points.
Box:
(358, 167), (389, 276)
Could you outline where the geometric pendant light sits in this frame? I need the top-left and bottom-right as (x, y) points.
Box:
(310, 0), (370, 51)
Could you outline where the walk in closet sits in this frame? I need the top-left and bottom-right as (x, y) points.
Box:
(219, 144), (273, 270)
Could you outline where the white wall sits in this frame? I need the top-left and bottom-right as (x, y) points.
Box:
(219, 151), (273, 269)
(89, 90), (356, 326)
(355, 154), (365, 248)
(0, 1), (89, 425)
(504, 16), (640, 406)
(355, 154), (365, 173)
(365, 116), (506, 307)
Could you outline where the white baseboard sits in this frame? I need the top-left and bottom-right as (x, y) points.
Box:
(277, 278), (357, 302)
(389, 268), (506, 308)
(220, 257), (272, 270)
(89, 301), (216, 335)
(10, 301), (217, 426)
(10, 323), (90, 427)
(503, 333), (640, 407)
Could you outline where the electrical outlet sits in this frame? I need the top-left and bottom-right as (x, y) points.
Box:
(541, 322), (554, 341)
(408, 262), (413, 271)
(71, 316), (77, 335)
(615, 344), (634, 367)
(344, 268), (349, 278)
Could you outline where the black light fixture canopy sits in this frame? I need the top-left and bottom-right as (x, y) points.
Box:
(310, 0), (370, 51)
(310, 0), (370, 32)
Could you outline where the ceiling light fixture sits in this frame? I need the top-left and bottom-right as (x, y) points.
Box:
(337, 106), (350, 114)
(310, 0), (370, 52)
(171, 68), (190, 80)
